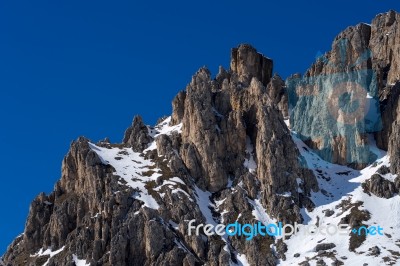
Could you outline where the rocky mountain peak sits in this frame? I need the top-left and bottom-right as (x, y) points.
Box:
(4, 10), (400, 266)
(4, 39), (320, 265)
(230, 44), (273, 87)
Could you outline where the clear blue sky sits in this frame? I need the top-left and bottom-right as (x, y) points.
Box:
(0, 0), (399, 254)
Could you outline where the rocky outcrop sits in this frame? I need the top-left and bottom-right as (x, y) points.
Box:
(370, 10), (400, 87)
(370, 11), (400, 154)
(230, 44), (273, 87)
(170, 90), (186, 126)
(287, 23), (376, 169)
(387, 83), (400, 175)
(180, 67), (246, 192)
(315, 243), (336, 252)
(180, 45), (318, 220)
(4, 137), (208, 266)
(288, 11), (400, 169)
(369, 246), (381, 256)
(389, 112), (400, 175)
(362, 174), (398, 198)
(267, 74), (289, 118)
(375, 82), (400, 150)
(123, 116), (153, 152)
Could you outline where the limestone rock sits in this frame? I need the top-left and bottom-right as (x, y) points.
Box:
(230, 44), (273, 87)
(171, 90), (186, 125)
(267, 74), (289, 118)
(288, 11), (400, 169)
(315, 243), (336, 252)
(123, 115), (152, 152)
(362, 174), (398, 199)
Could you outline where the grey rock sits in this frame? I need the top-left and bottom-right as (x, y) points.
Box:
(362, 174), (398, 198)
(395, 176), (400, 191)
(315, 243), (336, 252)
(171, 90), (186, 125)
(376, 165), (391, 175)
(324, 209), (335, 217)
(123, 115), (152, 152)
(275, 239), (287, 260)
(267, 74), (289, 118)
(288, 11), (400, 170)
(179, 51), (318, 227)
(369, 246), (381, 256)
(230, 44), (273, 86)
(388, 84), (400, 175)
(374, 83), (400, 150)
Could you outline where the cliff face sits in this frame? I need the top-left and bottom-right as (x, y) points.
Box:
(3, 10), (400, 266)
(370, 11), (400, 175)
(287, 10), (400, 169)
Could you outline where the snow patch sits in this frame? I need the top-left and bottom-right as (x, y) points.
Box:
(247, 197), (276, 225)
(193, 185), (216, 226)
(144, 117), (182, 152)
(236, 253), (250, 266)
(89, 143), (161, 209)
(243, 137), (256, 173)
(282, 132), (400, 265)
(72, 254), (90, 266)
(31, 246), (64, 266)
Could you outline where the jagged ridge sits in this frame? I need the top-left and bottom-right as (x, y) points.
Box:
(2, 10), (400, 266)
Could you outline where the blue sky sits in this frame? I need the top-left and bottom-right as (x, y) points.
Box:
(0, 0), (399, 254)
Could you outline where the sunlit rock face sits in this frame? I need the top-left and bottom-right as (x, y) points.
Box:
(287, 11), (400, 170)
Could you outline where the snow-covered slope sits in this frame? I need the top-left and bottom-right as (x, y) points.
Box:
(88, 116), (400, 265)
(88, 117), (184, 210)
(281, 132), (400, 265)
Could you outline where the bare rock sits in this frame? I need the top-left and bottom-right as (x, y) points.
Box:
(123, 115), (152, 152)
(315, 243), (336, 252)
(288, 11), (400, 169)
(267, 74), (289, 118)
(362, 174), (398, 198)
(369, 246), (381, 256)
(171, 90), (186, 125)
(230, 44), (273, 86)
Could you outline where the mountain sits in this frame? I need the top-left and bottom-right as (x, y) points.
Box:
(2, 10), (400, 266)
